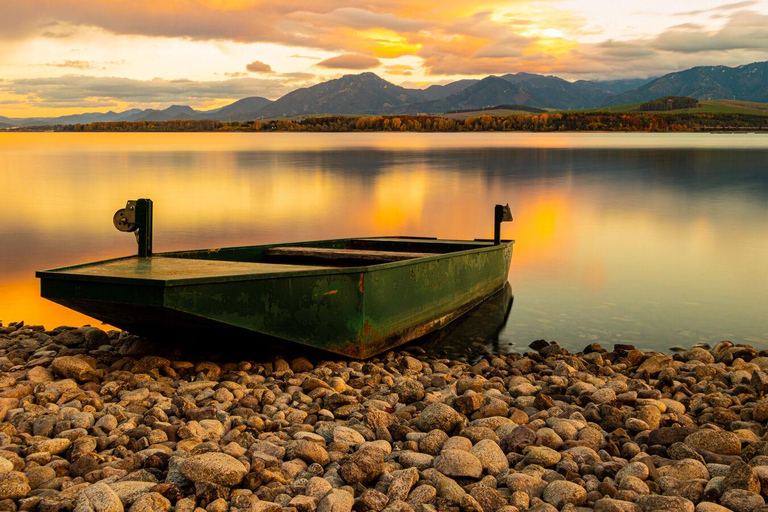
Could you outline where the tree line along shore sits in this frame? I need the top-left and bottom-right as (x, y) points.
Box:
(10, 112), (768, 133)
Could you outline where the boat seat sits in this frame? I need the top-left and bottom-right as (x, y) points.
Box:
(264, 247), (436, 263)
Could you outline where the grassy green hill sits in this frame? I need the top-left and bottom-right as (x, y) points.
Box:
(583, 99), (768, 115)
(439, 99), (768, 117)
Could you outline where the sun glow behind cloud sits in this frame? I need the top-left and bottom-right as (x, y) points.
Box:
(1, 0), (768, 116)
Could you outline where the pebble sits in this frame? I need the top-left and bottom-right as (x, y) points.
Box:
(178, 452), (248, 486)
(434, 449), (483, 479)
(74, 482), (124, 512)
(0, 323), (766, 512)
(542, 480), (588, 507)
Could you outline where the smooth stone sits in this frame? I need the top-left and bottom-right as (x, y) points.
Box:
(398, 451), (434, 470)
(318, 489), (354, 512)
(523, 446), (562, 467)
(0, 471), (30, 500)
(695, 503), (733, 512)
(50, 356), (95, 381)
(129, 492), (171, 512)
(178, 452), (247, 487)
(722, 460), (761, 494)
(594, 498), (643, 512)
(720, 489), (765, 512)
(339, 447), (385, 484)
(74, 482), (124, 512)
(417, 403), (464, 432)
(333, 426), (365, 446)
(542, 480), (587, 508)
(685, 430), (742, 456)
(470, 439), (509, 475)
(434, 449), (483, 479)
(635, 495), (694, 512)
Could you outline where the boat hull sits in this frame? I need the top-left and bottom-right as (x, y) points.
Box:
(38, 238), (513, 358)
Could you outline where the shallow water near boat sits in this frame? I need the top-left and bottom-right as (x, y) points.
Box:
(1, 132), (767, 353)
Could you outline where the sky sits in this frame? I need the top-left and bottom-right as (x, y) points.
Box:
(2, 0), (768, 117)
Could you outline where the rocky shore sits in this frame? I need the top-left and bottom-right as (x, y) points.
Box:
(1, 322), (768, 512)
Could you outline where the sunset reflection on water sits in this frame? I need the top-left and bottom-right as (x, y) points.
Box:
(2, 132), (767, 351)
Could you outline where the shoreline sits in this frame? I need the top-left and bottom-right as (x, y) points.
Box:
(1, 322), (767, 512)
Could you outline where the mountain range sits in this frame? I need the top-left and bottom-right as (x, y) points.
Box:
(3, 61), (768, 127)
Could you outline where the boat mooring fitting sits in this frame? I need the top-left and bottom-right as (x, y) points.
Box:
(113, 198), (153, 257)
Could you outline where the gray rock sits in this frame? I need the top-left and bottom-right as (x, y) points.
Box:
(178, 452), (247, 487)
(434, 449), (483, 479)
(74, 482), (124, 512)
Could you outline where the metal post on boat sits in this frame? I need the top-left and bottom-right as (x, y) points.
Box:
(494, 203), (513, 245)
(113, 198), (153, 257)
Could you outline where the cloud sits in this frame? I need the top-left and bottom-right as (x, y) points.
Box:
(246, 60), (273, 73)
(316, 54), (381, 69)
(674, 1), (758, 16)
(46, 60), (103, 70)
(0, 74), (316, 109)
(45, 59), (124, 70)
(474, 35), (529, 59)
(652, 11), (768, 53)
(385, 64), (415, 75)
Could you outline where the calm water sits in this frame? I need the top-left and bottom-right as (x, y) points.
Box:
(1, 132), (767, 353)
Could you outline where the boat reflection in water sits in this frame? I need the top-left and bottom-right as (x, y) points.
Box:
(416, 282), (514, 362)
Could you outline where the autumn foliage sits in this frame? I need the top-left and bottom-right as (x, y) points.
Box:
(57, 112), (768, 133)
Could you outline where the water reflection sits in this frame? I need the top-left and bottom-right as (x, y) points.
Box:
(419, 282), (515, 362)
(1, 133), (767, 352)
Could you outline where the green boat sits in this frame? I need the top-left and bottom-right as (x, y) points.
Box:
(37, 199), (514, 358)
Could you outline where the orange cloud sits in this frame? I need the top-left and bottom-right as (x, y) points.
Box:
(317, 54), (381, 70)
(246, 60), (273, 73)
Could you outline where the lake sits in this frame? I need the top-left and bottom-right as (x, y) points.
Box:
(1, 132), (767, 354)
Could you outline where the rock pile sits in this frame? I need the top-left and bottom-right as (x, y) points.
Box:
(1, 321), (768, 512)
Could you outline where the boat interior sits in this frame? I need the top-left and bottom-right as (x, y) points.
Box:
(40, 237), (512, 283)
(165, 237), (504, 268)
